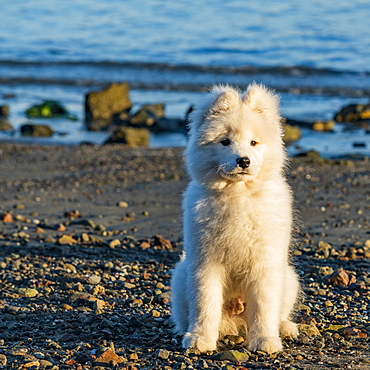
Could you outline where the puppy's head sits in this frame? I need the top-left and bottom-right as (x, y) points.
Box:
(186, 84), (286, 187)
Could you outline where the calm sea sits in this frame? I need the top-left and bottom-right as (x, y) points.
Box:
(1, 0), (370, 156)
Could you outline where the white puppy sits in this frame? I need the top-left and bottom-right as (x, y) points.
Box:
(171, 84), (299, 354)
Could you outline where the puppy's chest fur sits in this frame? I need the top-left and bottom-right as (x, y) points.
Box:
(194, 183), (270, 268)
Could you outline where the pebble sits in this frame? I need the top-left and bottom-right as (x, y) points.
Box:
(95, 349), (124, 364)
(151, 310), (161, 317)
(58, 235), (77, 245)
(156, 348), (170, 359)
(18, 288), (39, 297)
(109, 239), (121, 248)
(299, 323), (321, 336)
(87, 275), (101, 285)
(0, 354), (6, 366)
(211, 350), (250, 362)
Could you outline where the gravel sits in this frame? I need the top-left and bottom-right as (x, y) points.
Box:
(0, 143), (368, 369)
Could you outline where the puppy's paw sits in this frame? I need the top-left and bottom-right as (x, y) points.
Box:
(280, 320), (298, 339)
(182, 332), (217, 352)
(248, 336), (283, 354)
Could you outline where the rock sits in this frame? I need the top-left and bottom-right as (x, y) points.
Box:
(58, 235), (77, 245)
(18, 288), (39, 297)
(1, 213), (13, 222)
(64, 209), (80, 219)
(101, 318), (115, 329)
(224, 334), (245, 344)
(296, 150), (321, 160)
(64, 263), (77, 273)
(334, 103), (370, 123)
(92, 285), (105, 296)
(327, 268), (356, 287)
(312, 120), (335, 131)
(94, 349), (124, 365)
(299, 322), (321, 336)
(0, 354), (7, 366)
(117, 201), (129, 208)
(71, 219), (96, 228)
(156, 117), (186, 132)
(87, 275), (101, 285)
(124, 282), (136, 289)
(151, 309), (161, 317)
(2, 313), (15, 321)
(21, 124), (54, 137)
(25, 100), (74, 119)
(39, 359), (54, 368)
(318, 266), (334, 276)
(109, 239), (120, 248)
(283, 123), (301, 143)
(152, 235), (173, 249)
(93, 299), (105, 310)
(61, 304), (73, 311)
(104, 126), (150, 147)
(155, 348), (170, 360)
(22, 360), (41, 368)
(44, 236), (56, 243)
(211, 350), (250, 362)
(75, 352), (93, 364)
(85, 82), (132, 131)
(129, 103), (165, 127)
(69, 291), (93, 303)
(0, 105), (9, 117)
(0, 119), (13, 131)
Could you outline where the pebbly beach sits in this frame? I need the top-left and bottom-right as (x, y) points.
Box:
(0, 143), (369, 369)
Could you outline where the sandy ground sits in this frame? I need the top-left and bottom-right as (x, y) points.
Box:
(0, 143), (369, 369)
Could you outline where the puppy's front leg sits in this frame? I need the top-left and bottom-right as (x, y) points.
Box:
(183, 264), (224, 352)
(246, 262), (284, 354)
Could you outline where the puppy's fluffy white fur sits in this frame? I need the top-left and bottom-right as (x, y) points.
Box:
(171, 84), (300, 354)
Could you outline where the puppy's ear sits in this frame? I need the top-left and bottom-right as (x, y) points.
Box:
(244, 83), (280, 116)
(207, 86), (240, 116)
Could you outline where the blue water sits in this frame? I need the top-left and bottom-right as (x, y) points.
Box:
(1, 0), (370, 156)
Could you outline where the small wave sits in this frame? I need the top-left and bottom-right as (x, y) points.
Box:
(0, 76), (369, 98)
(1, 59), (369, 76)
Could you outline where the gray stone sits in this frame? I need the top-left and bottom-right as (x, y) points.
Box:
(21, 124), (54, 137)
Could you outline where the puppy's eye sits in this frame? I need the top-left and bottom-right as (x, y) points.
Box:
(221, 138), (231, 146)
(250, 140), (257, 146)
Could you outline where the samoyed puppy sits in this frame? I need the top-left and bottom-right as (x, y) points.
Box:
(171, 83), (300, 354)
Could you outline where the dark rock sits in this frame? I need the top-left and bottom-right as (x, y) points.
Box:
(25, 100), (75, 119)
(129, 103), (165, 127)
(334, 103), (370, 123)
(105, 126), (149, 147)
(21, 124), (54, 137)
(85, 82), (132, 131)
(156, 117), (187, 132)
(295, 150), (321, 160)
(0, 105), (9, 117)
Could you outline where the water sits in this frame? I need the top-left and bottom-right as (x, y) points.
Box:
(1, 0), (370, 156)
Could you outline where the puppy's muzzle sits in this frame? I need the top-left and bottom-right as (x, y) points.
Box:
(236, 157), (250, 169)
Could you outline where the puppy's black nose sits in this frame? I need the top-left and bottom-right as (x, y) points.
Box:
(236, 157), (250, 169)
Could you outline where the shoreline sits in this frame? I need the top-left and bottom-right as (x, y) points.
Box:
(0, 143), (369, 369)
